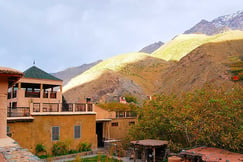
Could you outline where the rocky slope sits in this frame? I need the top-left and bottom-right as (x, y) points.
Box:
(63, 52), (171, 103)
(184, 10), (243, 35)
(139, 41), (164, 54)
(158, 39), (243, 95)
(52, 60), (102, 85)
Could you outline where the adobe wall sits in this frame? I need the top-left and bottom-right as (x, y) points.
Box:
(109, 118), (137, 140)
(94, 105), (116, 119)
(7, 114), (97, 154)
(0, 77), (8, 138)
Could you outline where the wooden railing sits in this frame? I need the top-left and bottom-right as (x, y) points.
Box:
(25, 91), (40, 98)
(8, 107), (30, 117)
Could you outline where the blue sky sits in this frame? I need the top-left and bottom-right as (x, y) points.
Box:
(0, 0), (242, 72)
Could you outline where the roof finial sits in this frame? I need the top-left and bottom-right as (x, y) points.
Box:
(33, 60), (35, 65)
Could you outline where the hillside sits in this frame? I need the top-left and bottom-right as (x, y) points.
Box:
(52, 60), (102, 85)
(158, 39), (243, 95)
(184, 10), (243, 35)
(139, 41), (164, 54)
(152, 30), (243, 61)
(63, 52), (171, 103)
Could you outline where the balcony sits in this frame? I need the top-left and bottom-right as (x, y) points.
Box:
(7, 90), (17, 99)
(75, 103), (86, 112)
(42, 103), (59, 112)
(43, 91), (48, 98)
(50, 92), (57, 99)
(62, 103), (73, 112)
(25, 91), (40, 98)
(7, 107), (30, 117)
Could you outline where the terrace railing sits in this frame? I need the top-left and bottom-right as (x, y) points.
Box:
(8, 107), (30, 117)
(75, 103), (86, 112)
(42, 103), (59, 112)
(50, 92), (57, 99)
(25, 91), (40, 98)
(62, 104), (73, 112)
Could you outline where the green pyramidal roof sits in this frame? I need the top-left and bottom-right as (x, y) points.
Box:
(23, 66), (62, 81)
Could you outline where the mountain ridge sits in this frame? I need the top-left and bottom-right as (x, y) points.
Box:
(184, 10), (243, 35)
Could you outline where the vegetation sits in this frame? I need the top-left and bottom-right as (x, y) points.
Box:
(77, 142), (91, 152)
(128, 85), (243, 153)
(97, 102), (139, 111)
(125, 95), (137, 104)
(230, 57), (243, 81)
(35, 143), (47, 158)
(51, 140), (92, 157)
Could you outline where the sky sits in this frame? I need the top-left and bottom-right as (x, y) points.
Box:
(0, 0), (242, 73)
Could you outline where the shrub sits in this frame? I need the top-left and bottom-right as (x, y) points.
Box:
(35, 143), (47, 156)
(77, 142), (91, 152)
(125, 95), (137, 104)
(52, 141), (69, 156)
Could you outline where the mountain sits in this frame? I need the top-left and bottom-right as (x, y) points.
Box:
(63, 52), (171, 103)
(184, 10), (243, 35)
(63, 31), (243, 103)
(152, 30), (243, 61)
(52, 60), (102, 85)
(139, 41), (164, 54)
(158, 39), (243, 95)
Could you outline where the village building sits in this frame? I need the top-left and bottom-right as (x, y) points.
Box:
(7, 66), (97, 154)
(94, 99), (138, 147)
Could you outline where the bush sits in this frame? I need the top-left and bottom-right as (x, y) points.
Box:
(125, 95), (137, 104)
(35, 144), (47, 156)
(77, 142), (91, 152)
(52, 141), (69, 156)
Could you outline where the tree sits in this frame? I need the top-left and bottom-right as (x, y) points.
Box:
(128, 85), (243, 153)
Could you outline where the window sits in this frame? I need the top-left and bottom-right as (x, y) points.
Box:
(52, 126), (60, 141)
(74, 125), (81, 139)
(111, 122), (118, 127)
(129, 121), (135, 126)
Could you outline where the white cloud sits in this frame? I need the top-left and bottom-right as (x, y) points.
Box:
(0, 0), (242, 72)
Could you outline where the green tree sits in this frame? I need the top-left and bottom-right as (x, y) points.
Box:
(129, 85), (243, 153)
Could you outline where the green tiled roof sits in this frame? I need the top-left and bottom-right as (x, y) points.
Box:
(23, 66), (62, 81)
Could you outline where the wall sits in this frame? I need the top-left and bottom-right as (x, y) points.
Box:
(7, 114), (97, 154)
(0, 77), (8, 138)
(108, 118), (137, 140)
(94, 105), (116, 119)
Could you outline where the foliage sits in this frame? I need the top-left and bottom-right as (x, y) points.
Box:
(51, 140), (92, 157)
(125, 95), (137, 104)
(52, 141), (69, 156)
(35, 143), (47, 156)
(97, 102), (139, 111)
(128, 85), (243, 153)
(77, 142), (92, 152)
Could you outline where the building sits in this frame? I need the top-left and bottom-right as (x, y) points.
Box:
(94, 103), (137, 147)
(7, 66), (97, 154)
(0, 66), (40, 161)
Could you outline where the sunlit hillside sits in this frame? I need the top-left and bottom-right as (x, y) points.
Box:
(158, 39), (243, 95)
(152, 30), (243, 61)
(63, 52), (170, 103)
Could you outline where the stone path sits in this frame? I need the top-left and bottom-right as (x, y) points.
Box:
(0, 137), (40, 162)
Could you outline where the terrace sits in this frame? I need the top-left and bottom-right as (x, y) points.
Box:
(7, 103), (95, 117)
